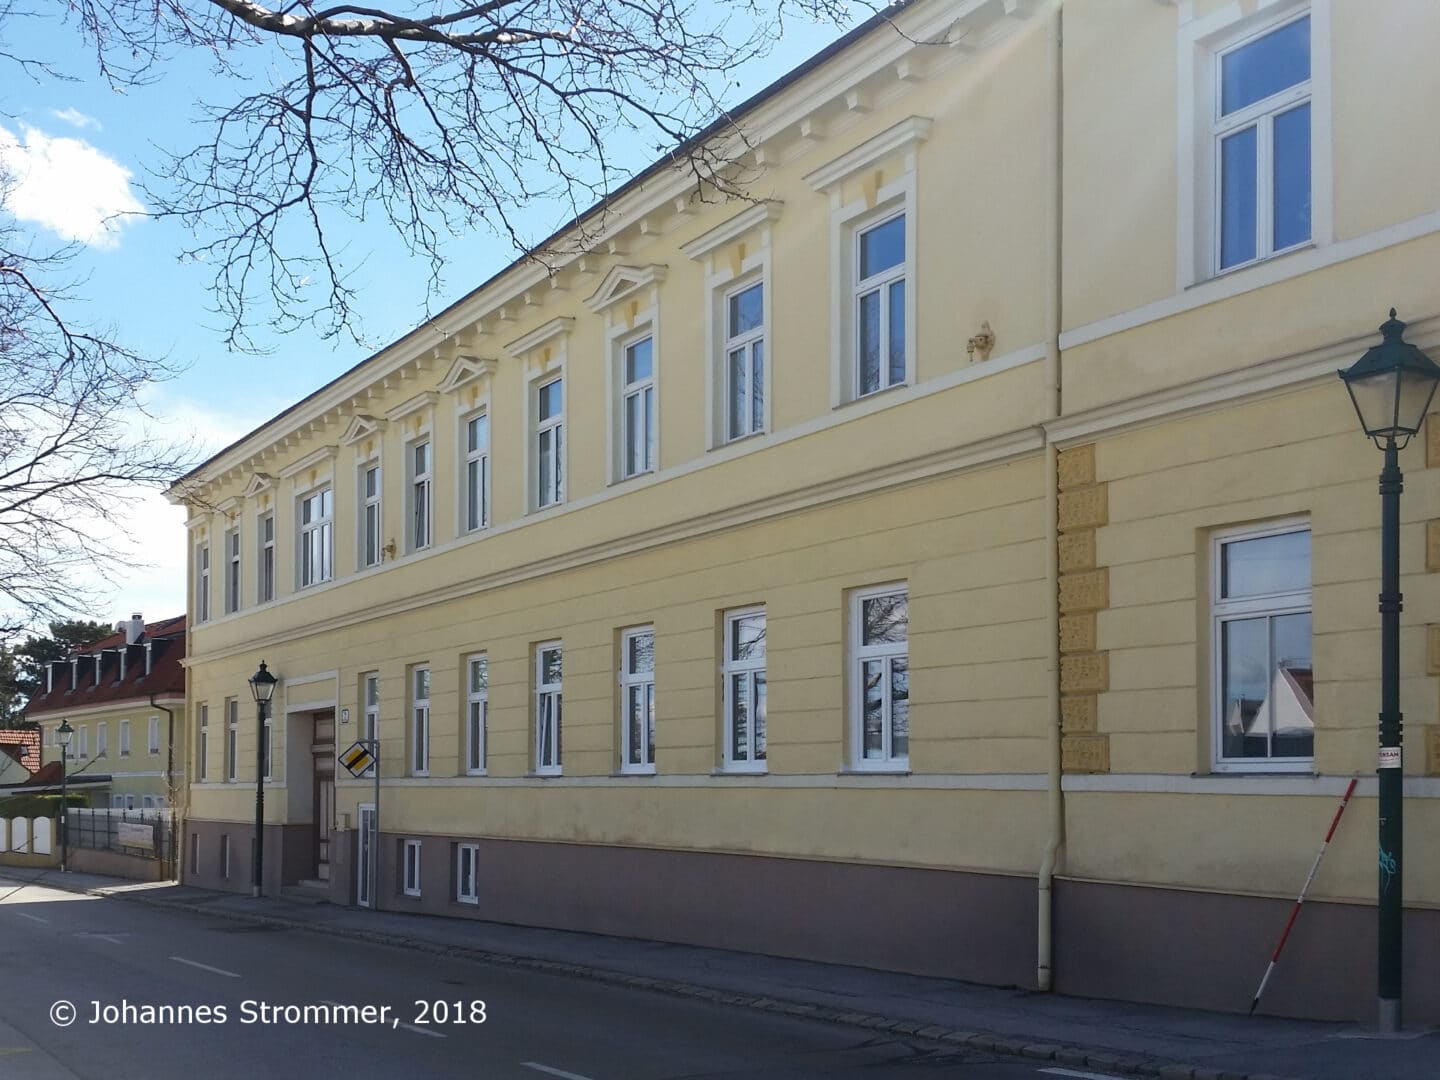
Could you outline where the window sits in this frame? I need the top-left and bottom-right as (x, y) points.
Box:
(1213, 13), (1311, 271)
(148, 715), (161, 755)
(463, 414), (490, 532)
(124, 794), (136, 810)
(224, 527), (241, 613)
(466, 655), (487, 775)
(226, 698), (238, 782)
(142, 795), (154, 810)
(456, 843), (479, 905)
(76, 724), (88, 759)
(409, 440), (432, 551)
(724, 280), (766, 441)
(620, 335), (656, 478)
(853, 212), (908, 398)
(620, 628), (655, 774)
(198, 704), (208, 781)
(195, 543), (211, 623)
(1212, 523), (1313, 771)
(361, 462), (382, 568)
(96, 721), (108, 758)
(411, 665), (430, 776)
(402, 839), (422, 897)
(258, 513), (276, 603)
(363, 672), (380, 744)
(299, 487), (334, 588)
(119, 719), (131, 757)
(850, 585), (910, 769)
(534, 642), (562, 775)
(722, 608), (766, 771)
(111, 795), (124, 809)
(221, 835), (231, 879)
(535, 378), (564, 509)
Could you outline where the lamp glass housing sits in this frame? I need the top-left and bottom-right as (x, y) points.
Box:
(57, 719), (73, 747)
(1338, 311), (1440, 443)
(249, 661), (278, 705)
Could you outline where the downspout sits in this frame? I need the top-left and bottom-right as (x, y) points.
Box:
(1037, 0), (1065, 994)
(151, 692), (176, 879)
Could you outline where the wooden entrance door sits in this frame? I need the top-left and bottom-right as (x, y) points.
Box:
(312, 711), (336, 881)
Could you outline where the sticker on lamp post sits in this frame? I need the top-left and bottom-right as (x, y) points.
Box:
(1378, 747), (1402, 770)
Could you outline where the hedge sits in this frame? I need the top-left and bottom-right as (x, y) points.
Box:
(0, 793), (91, 818)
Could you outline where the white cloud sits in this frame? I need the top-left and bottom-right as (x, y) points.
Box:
(0, 123), (144, 248)
(50, 107), (101, 131)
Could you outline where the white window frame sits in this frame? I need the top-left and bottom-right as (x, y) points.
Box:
(226, 698), (238, 783)
(533, 376), (565, 511)
(804, 118), (927, 409)
(456, 842), (479, 905)
(721, 607), (767, 773)
(258, 512), (276, 603)
(411, 665), (431, 777)
(76, 724), (88, 760)
(1177, 0), (1332, 289)
(721, 276), (768, 443)
(360, 459), (383, 569)
(461, 411), (491, 534)
(111, 794), (124, 809)
(96, 721), (108, 758)
(124, 794), (135, 810)
(198, 704), (208, 782)
(402, 839), (422, 897)
(848, 584), (910, 771)
(613, 325), (658, 481)
(298, 486), (335, 589)
(1210, 520), (1313, 774)
(119, 719), (131, 757)
(142, 795), (154, 810)
(363, 673), (380, 744)
(224, 526), (241, 614)
(466, 654), (487, 776)
(534, 641), (563, 776)
(619, 627), (656, 775)
(148, 715), (161, 755)
(850, 208), (910, 401)
(408, 438), (433, 552)
(195, 542), (211, 623)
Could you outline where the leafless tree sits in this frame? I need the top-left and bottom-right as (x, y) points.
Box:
(0, 170), (195, 635)
(48, 0), (874, 349)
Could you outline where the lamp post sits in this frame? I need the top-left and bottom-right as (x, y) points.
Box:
(1337, 309), (1440, 1034)
(248, 661), (278, 899)
(56, 719), (73, 872)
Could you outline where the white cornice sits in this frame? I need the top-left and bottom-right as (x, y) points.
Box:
(277, 445), (340, 480)
(803, 116), (933, 192)
(505, 316), (575, 358)
(584, 264), (669, 313)
(384, 392), (439, 424)
(339, 415), (385, 446)
(680, 202), (785, 261)
(26, 696), (185, 723)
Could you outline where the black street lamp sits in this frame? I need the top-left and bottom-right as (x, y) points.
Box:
(1337, 309), (1440, 1034)
(56, 718), (73, 872)
(248, 661), (278, 899)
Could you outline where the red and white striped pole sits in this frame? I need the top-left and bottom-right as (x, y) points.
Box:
(1249, 776), (1360, 1016)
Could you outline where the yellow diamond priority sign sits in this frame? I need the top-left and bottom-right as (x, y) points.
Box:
(339, 741), (375, 777)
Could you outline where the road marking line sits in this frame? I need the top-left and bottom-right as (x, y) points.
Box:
(170, 956), (241, 978)
(15, 913), (46, 924)
(521, 1063), (596, 1080)
(95, 935), (125, 945)
(1041, 1069), (1127, 1080)
(398, 1022), (446, 1039)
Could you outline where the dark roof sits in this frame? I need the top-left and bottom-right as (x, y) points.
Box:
(23, 615), (187, 718)
(172, 0), (921, 490)
(0, 761), (112, 791)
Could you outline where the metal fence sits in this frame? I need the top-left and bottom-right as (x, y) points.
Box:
(65, 807), (176, 864)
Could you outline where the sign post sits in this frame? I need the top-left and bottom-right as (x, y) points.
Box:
(339, 738), (380, 912)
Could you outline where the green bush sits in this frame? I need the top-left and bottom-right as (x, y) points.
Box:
(0, 792), (90, 818)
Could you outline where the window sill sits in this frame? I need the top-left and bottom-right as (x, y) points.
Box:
(1191, 240), (1316, 290)
(711, 766), (768, 777)
(613, 767), (657, 778)
(841, 380), (910, 410)
(465, 769), (488, 778)
(838, 766), (911, 777)
(1206, 765), (1316, 777)
(526, 770), (563, 779)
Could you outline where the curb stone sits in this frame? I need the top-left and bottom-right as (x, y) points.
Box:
(22, 873), (1301, 1080)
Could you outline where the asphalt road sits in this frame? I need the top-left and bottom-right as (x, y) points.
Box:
(0, 873), (1123, 1080)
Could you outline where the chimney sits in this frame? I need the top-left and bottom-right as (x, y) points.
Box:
(124, 613), (145, 645)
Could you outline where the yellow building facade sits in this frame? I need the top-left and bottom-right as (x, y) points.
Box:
(173, 0), (1440, 1022)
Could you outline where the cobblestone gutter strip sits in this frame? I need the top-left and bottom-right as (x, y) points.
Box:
(52, 877), (1297, 1080)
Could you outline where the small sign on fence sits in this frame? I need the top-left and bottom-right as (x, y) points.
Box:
(117, 821), (154, 849)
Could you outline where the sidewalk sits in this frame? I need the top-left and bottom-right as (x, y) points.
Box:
(4, 866), (1434, 1080)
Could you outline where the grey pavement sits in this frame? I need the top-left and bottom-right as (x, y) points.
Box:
(3, 865), (1435, 1080)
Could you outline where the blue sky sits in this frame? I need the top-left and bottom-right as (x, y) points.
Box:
(0, 3), (866, 628)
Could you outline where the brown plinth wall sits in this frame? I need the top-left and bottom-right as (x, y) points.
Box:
(182, 819), (314, 895)
(1054, 877), (1440, 1023)
(334, 830), (1037, 989)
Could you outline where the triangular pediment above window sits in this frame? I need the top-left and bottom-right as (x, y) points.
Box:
(339, 415), (386, 446)
(584, 264), (667, 313)
(438, 356), (499, 394)
(242, 473), (274, 498)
